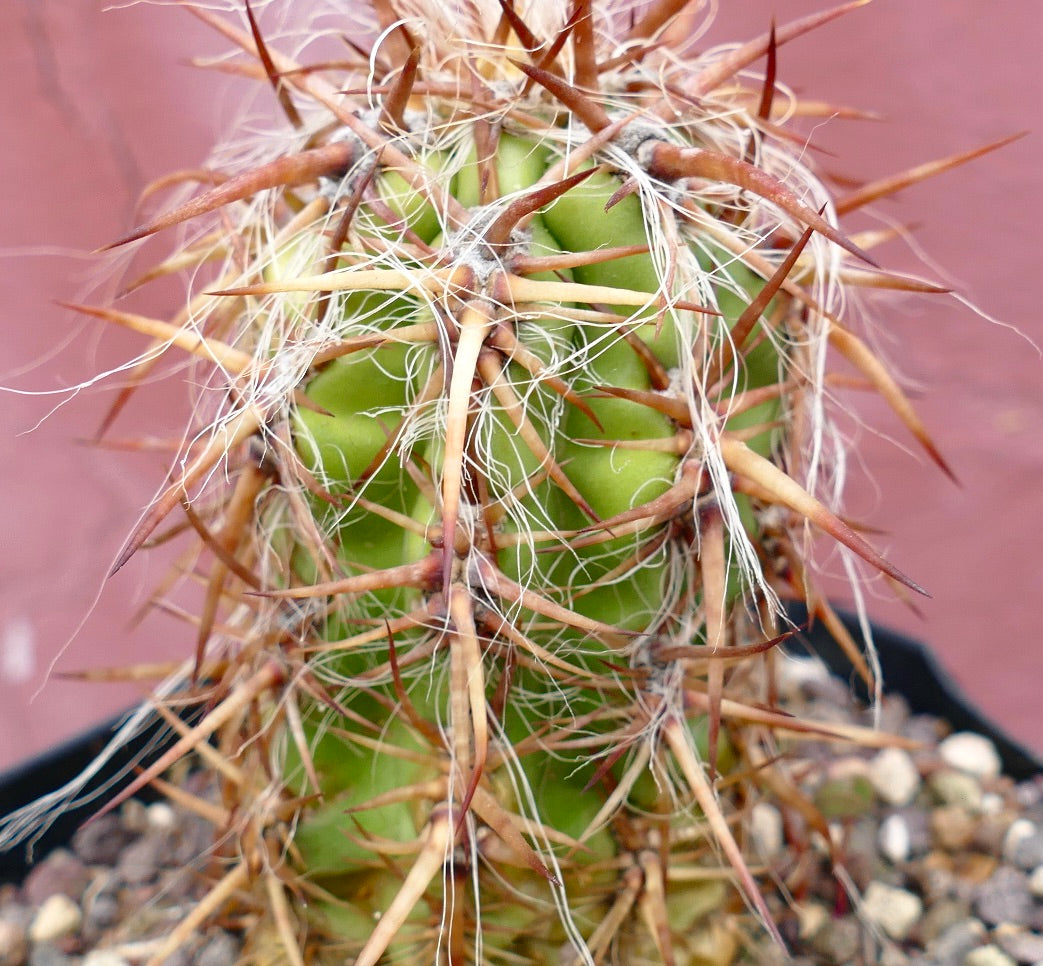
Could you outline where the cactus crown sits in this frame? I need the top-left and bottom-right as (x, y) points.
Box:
(2, 1), (1010, 963)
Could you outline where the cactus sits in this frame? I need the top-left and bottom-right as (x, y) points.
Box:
(1, 1), (1018, 963)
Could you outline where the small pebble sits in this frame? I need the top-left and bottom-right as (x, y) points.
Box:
(751, 944), (792, 966)
(974, 866), (1034, 927)
(919, 898), (973, 944)
(157, 867), (201, 904)
(881, 947), (912, 966)
(687, 921), (739, 965)
(845, 819), (882, 888)
(931, 770), (985, 812)
(899, 807), (935, 857)
(83, 953), (132, 966)
(964, 945), (1017, 966)
(0, 918), (29, 966)
(880, 812), (912, 863)
(1005, 821), (1038, 864)
(933, 806), (980, 852)
(800, 672), (854, 708)
(870, 747), (922, 806)
(1015, 779), (1043, 810)
(1010, 829), (1043, 872)
(960, 853), (1001, 888)
(975, 813), (1016, 858)
(749, 802), (784, 859)
(170, 814), (215, 868)
(83, 890), (120, 932)
(146, 803), (178, 832)
(904, 714), (946, 747)
(796, 902), (829, 940)
(993, 924), (1043, 963)
(157, 949), (194, 966)
(1027, 865), (1043, 899)
(776, 655), (833, 701)
(71, 814), (135, 867)
(863, 692), (913, 738)
(982, 793), (1005, 816)
(28, 894), (81, 944)
(27, 946), (75, 966)
(809, 916), (859, 962)
(22, 851), (90, 906)
(115, 834), (167, 887)
(940, 733), (1002, 780)
(118, 801), (149, 836)
(926, 917), (987, 962)
(911, 850), (959, 903)
(828, 756), (873, 781)
(862, 881), (924, 941)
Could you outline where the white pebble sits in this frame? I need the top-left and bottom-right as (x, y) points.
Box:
(965, 945), (1016, 966)
(860, 881), (923, 941)
(827, 756), (872, 781)
(1003, 819), (1037, 864)
(878, 812), (912, 864)
(869, 747), (921, 806)
(796, 902), (829, 940)
(146, 801), (177, 831)
(939, 732), (1002, 779)
(982, 792), (1005, 815)
(749, 802), (784, 859)
(29, 893), (82, 943)
(1028, 864), (1043, 899)
(775, 654), (832, 700)
(84, 953), (132, 966)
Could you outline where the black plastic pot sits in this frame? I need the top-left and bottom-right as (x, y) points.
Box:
(1, 611), (1039, 884)
(0, 706), (204, 885)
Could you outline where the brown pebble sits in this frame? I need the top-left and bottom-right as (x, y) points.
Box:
(71, 815), (135, 867)
(912, 851), (958, 903)
(954, 852), (999, 886)
(974, 813), (1016, 858)
(22, 851), (90, 906)
(932, 805), (979, 851)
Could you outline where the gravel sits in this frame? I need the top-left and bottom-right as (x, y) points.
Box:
(0, 783), (238, 966)
(0, 651), (1039, 964)
(746, 654), (1043, 964)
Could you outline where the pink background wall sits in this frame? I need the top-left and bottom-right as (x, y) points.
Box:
(2, 1), (1039, 772)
